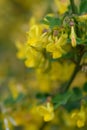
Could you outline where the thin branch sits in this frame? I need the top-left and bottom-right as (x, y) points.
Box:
(64, 58), (81, 92)
(63, 45), (84, 92)
(39, 122), (48, 130)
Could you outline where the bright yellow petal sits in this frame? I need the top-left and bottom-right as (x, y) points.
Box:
(54, 0), (70, 14)
(56, 34), (68, 47)
(44, 112), (54, 122)
(47, 102), (54, 112)
(16, 50), (25, 59)
(27, 25), (42, 47)
(46, 43), (57, 52)
(77, 119), (85, 128)
(29, 25), (40, 37)
(16, 42), (26, 59)
(37, 102), (54, 122)
(37, 106), (49, 116)
(25, 58), (35, 67)
(53, 51), (62, 59)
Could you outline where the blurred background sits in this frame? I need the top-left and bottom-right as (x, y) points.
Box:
(0, 1), (57, 130)
(0, 0), (87, 130)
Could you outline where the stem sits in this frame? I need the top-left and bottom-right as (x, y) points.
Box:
(70, 0), (77, 14)
(39, 122), (48, 130)
(64, 48), (84, 92)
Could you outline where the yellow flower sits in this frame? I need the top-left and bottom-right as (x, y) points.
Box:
(27, 25), (41, 47)
(70, 26), (76, 47)
(27, 24), (48, 49)
(37, 102), (54, 122)
(16, 23), (49, 68)
(16, 41), (26, 59)
(25, 124), (38, 130)
(46, 43), (64, 58)
(46, 34), (68, 58)
(28, 17), (37, 27)
(54, 0), (70, 14)
(24, 23), (49, 67)
(71, 106), (86, 128)
(8, 79), (19, 99)
(25, 48), (45, 68)
(78, 14), (87, 21)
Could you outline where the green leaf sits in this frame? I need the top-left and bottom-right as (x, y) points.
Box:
(41, 19), (49, 25)
(15, 93), (25, 103)
(0, 122), (3, 130)
(62, 52), (74, 59)
(73, 87), (82, 96)
(49, 17), (61, 29)
(76, 38), (83, 45)
(83, 82), (87, 92)
(42, 16), (62, 29)
(70, 87), (82, 102)
(4, 96), (15, 105)
(4, 93), (25, 106)
(64, 100), (80, 112)
(36, 92), (50, 102)
(80, 0), (87, 14)
(52, 91), (72, 109)
(83, 39), (87, 44)
(64, 87), (83, 111)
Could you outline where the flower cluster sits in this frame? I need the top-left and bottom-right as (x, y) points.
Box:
(37, 102), (54, 122)
(16, 15), (81, 68)
(14, 0), (87, 129)
(63, 104), (87, 128)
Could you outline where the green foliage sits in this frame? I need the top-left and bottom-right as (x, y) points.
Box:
(52, 91), (72, 109)
(80, 0), (87, 14)
(64, 87), (83, 111)
(36, 92), (51, 102)
(4, 93), (25, 106)
(73, 87), (82, 95)
(83, 82), (87, 92)
(70, 87), (82, 102)
(52, 86), (83, 110)
(42, 16), (62, 29)
(0, 122), (3, 130)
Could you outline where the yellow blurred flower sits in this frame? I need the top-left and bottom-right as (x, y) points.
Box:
(16, 18), (49, 68)
(8, 79), (19, 99)
(54, 0), (70, 14)
(78, 14), (87, 22)
(16, 41), (26, 59)
(25, 123), (38, 130)
(36, 68), (51, 92)
(71, 106), (86, 128)
(37, 102), (54, 122)
(8, 79), (25, 99)
(24, 46), (45, 68)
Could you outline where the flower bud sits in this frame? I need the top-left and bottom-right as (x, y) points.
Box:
(70, 26), (76, 47)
